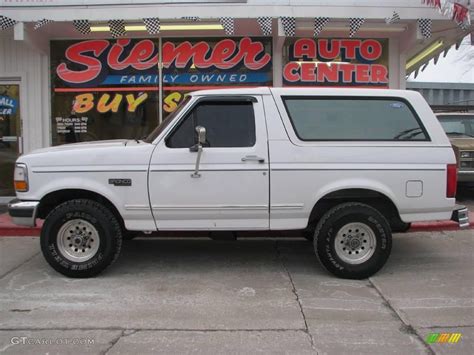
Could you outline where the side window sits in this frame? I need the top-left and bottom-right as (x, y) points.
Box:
(166, 101), (256, 148)
(282, 97), (430, 141)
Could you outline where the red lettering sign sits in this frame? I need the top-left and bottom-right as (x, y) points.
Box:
(284, 38), (388, 86)
(57, 37), (271, 85)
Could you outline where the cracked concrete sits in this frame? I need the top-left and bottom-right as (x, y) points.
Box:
(0, 230), (472, 354)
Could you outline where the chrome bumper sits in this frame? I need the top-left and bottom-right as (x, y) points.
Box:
(451, 205), (470, 229)
(8, 199), (40, 227)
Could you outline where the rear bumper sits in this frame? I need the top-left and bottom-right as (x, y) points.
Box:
(8, 199), (40, 227)
(451, 205), (470, 229)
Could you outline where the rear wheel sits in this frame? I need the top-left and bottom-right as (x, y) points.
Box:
(40, 199), (122, 278)
(314, 202), (392, 279)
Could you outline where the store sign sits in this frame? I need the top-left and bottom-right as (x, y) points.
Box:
(283, 38), (389, 86)
(0, 95), (18, 116)
(55, 38), (271, 87)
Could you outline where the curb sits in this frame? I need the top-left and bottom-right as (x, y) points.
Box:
(0, 212), (472, 237)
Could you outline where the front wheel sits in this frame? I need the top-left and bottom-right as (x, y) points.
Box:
(313, 202), (392, 279)
(40, 199), (122, 278)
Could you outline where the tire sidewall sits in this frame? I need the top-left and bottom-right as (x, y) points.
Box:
(41, 200), (121, 277)
(315, 205), (392, 279)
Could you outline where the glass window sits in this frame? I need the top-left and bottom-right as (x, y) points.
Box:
(162, 37), (272, 120)
(50, 39), (160, 145)
(438, 115), (474, 138)
(282, 38), (389, 87)
(283, 97), (429, 141)
(166, 101), (256, 148)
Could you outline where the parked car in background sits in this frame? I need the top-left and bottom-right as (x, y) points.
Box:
(436, 113), (474, 183)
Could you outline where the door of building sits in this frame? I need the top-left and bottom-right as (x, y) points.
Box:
(0, 82), (22, 198)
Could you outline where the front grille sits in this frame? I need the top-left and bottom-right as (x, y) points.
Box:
(460, 150), (474, 170)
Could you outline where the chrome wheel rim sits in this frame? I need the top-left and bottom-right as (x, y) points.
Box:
(57, 219), (100, 262)
(334, 222), (376, 265)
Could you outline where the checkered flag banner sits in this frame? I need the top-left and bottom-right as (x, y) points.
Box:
(143, 18), (160, 35)
(313, 17), (329, 37)
(109, 19), (126, 38)
(385, 11), (401, 25)
(349, 17), (365, 37)
(181, 17), (201, 21)
(73, 20), (91, 35)
(422, 0), (441, 8)
(220, 17), (235, 35)
(257, 17), (272, 36)
(0, 15), (17, 30)
(281, 17), (296, 37)
(34, 19), (54, 30)
(418, 18), (432, 39)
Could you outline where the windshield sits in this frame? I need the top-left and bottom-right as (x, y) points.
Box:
(438, 115), (474, 138)
(144, 96), (192, 143)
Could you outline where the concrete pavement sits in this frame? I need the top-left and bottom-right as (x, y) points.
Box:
(0, 231), (473, 354)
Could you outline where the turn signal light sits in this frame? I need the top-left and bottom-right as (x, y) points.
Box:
(446, 164), (457, 198)
(14, 180), (28, 192)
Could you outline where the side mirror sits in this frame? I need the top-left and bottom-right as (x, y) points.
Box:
(195, 126), (206, 145)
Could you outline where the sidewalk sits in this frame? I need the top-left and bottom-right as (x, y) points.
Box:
(0, 212), (472, 237)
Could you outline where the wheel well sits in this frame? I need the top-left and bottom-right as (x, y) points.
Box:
(307, 189), (402, 230)
(37, 189), (125, 229)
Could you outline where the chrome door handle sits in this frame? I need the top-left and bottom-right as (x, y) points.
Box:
(241, 155), (265, 163)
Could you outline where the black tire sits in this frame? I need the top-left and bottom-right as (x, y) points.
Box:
(313, 202), (392, 279)
(40, 199), (122, 278)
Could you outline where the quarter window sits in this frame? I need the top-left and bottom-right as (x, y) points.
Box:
(283, 97), (429, 141)
(166, 101), (256, 148)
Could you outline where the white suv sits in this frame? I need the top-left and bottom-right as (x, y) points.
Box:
(9, 88), (469, 279)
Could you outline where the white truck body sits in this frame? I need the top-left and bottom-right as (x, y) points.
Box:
(13, 87), (457, 230)
(9, 87), (469, 278)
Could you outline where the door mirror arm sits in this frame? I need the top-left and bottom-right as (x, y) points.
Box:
(190, 126), (206, 178)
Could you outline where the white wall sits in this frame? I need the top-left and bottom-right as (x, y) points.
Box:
(0, 31), (50, 153)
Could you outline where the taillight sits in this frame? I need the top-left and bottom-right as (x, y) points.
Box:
(446, 164), (457, 198)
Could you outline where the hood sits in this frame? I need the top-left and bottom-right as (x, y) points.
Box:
(17, 139), (153, 169)
(450, 138), (474, 150)
(27, 139), (129, 155)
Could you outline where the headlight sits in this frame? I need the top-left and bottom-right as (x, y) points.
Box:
(460, 151), (471, 159)
(14, 163), (29, 192)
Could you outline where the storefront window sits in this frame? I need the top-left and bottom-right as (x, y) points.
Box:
(162, 37), (272, 118)
(282, 38), (389, 87)
(51, 39), (160, 145)
(50, 37), (272, 145)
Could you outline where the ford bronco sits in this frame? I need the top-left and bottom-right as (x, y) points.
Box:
(9, 88), (469, 279)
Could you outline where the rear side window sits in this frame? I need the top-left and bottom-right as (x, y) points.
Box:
(282, 97), (429, 141)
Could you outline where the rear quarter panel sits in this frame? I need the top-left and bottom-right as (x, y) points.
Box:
(266, 89), (456, 230)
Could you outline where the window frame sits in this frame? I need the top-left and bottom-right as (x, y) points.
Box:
(164, 96), (258, 149)
(281, 96), (431, 142)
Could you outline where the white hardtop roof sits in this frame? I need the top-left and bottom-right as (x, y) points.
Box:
(191, 87), (419, 99)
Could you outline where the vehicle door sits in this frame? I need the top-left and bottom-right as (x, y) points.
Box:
(148, 96), (269, 230)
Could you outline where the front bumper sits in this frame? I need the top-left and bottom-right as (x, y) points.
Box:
(451, 205), (470, 229)
(8, 199), (40, 227)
